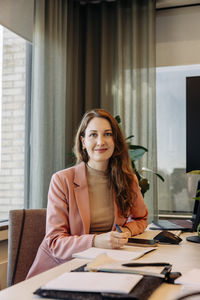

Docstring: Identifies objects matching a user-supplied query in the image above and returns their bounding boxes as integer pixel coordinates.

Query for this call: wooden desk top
[0,230,199,300]
[136,230,200,300]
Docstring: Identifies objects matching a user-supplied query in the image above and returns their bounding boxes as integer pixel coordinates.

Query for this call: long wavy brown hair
[74,108,138,217]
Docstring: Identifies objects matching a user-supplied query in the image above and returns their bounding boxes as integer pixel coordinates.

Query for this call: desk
[0,231,199,300]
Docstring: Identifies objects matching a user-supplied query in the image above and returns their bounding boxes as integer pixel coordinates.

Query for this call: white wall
[156,5,200,66]
[0,0,34,42]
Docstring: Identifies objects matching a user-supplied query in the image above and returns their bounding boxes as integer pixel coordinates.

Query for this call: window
[156,64,200,215]
[0,26,26,220]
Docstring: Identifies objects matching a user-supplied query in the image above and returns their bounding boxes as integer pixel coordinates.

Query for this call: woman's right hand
[93,231,129,249]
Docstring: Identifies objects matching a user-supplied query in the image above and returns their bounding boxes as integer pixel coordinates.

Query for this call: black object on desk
[122,262,171,267]
[154,231,182,244]
[186,235,200,243]
[34,262,181,300]
[127,237,158,247]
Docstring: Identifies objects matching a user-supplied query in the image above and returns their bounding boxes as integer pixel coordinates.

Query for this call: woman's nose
[97,135,105,145]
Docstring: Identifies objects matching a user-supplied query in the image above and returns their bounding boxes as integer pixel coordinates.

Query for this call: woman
[27,108,148,278]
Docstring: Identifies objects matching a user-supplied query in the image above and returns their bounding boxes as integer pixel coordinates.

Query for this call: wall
[156,5,200,66]
[0,0,34,42]
[0,25,26,290]
[0,27,25,220]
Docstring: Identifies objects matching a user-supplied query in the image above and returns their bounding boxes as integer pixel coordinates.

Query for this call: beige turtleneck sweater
[86,164,114,234]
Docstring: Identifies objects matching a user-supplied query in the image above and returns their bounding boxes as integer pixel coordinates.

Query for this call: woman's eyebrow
[88,129,112,132]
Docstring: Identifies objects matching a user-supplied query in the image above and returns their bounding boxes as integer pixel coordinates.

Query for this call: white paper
[72,246,156,261]
[177,285,200,300]
[41,272,143,294]
[175,268,200,286]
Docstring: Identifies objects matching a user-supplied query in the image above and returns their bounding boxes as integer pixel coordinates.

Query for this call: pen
[122,262,171,267]
[115,224,122,233]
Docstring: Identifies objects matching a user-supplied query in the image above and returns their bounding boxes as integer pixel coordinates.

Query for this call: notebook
[72,246,156,261]
[35,271,143,295]
[151,219,193,231]
[85,253,172,279]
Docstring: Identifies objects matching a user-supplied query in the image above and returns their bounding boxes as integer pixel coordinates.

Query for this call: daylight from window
[156,65,200,214]
[0,25,26,220]
[0,26,2,160]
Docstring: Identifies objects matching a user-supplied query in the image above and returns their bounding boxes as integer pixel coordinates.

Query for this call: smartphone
[127,237,158,247]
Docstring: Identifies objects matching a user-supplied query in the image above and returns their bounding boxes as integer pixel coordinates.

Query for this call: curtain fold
[28,0,157,221]
[110,0,157,221]
[29,0,68,207]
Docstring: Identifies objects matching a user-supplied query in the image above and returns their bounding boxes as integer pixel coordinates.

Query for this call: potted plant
[115,115,164,196]
[193,188,200,237]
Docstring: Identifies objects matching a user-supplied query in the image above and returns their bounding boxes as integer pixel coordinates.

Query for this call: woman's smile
[95,148,107,153]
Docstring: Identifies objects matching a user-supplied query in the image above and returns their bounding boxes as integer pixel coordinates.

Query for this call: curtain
[28,0,156,221]
[111,1,157,221]
[28,0,68,207]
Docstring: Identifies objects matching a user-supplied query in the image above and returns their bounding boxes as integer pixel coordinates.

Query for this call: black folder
[34,263,179,300]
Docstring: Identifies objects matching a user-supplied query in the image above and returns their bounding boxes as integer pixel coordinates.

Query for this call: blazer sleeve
[45,172,95,262]
[124,174,148,236]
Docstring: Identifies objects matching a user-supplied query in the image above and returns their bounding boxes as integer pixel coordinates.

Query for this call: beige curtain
[110,1,157,221]
[28,0,68,207]
[28,0,156,220]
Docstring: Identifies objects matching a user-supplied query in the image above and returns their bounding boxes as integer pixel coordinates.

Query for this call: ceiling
[156,0,200,9]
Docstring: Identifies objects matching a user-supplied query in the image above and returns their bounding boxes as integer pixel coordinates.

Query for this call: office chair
[7,208,46,286]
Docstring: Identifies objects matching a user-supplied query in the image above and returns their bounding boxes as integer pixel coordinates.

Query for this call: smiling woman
[26,108,148,279]
[80,117,115,171]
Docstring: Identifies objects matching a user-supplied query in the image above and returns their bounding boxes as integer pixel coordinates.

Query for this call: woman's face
[81,117,115,170]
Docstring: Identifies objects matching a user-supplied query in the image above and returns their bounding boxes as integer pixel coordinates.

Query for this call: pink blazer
[27,162,148,278]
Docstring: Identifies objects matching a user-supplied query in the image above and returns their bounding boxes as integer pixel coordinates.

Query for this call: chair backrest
[7,208,46,287]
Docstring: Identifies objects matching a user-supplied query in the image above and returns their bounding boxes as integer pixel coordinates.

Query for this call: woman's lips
[95,148,107,153]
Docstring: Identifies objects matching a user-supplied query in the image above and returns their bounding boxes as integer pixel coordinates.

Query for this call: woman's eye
[89,133,97,137]
[105,132,113,136]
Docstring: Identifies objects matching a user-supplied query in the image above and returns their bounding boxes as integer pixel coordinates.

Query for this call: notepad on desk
[35,272,143,295]
[85,253,170,278]
[95,262,169,278]
[72,245,156,261]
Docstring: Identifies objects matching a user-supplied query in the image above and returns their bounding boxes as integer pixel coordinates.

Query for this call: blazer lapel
[74,163,90,233]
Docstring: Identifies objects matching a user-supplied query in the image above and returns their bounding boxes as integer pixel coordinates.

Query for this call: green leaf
[67,152,75,157]
[115,115,121,124]
[114,114,165,194]
[129,145,148,152]
[125,135,134,141]
[193,189,200,201]
[188,170,200,175]
[141,167,165,182]
[129,148,146,161]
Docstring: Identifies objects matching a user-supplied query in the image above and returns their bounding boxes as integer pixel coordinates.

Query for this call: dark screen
[192,180,200,231]
[186,76,200,172]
